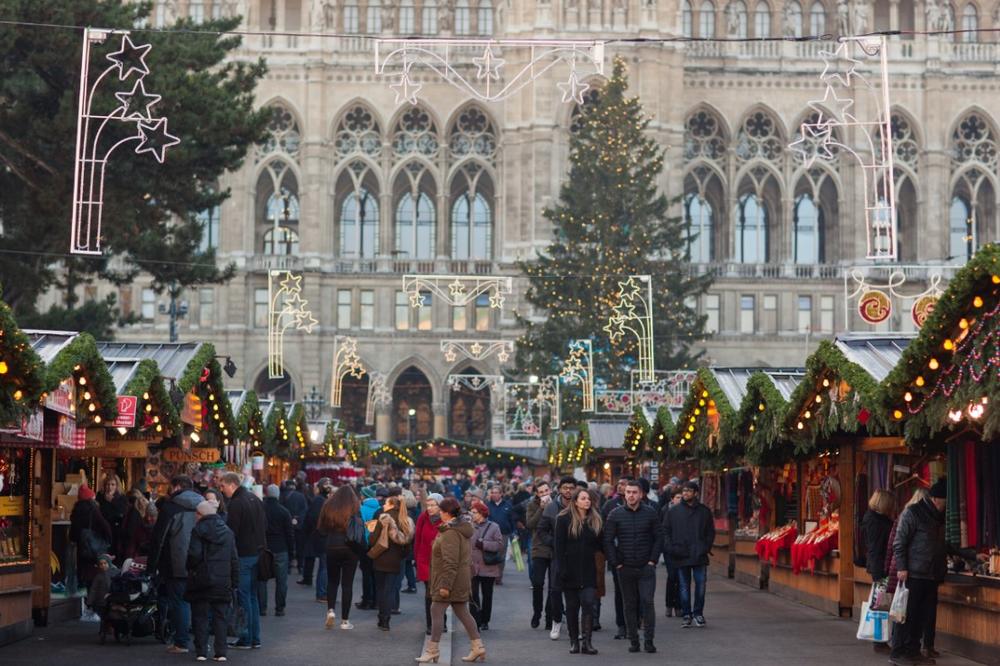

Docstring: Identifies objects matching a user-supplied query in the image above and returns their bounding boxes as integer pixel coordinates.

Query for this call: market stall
[880,245,1000,662]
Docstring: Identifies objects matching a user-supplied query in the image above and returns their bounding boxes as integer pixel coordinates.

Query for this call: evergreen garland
[650,405,674,457]
[738,373,798,467]
[176,343,234,447]
[670,368,737,462]
[623,407,651,459]
[45,332,118,426]
[236,391,264,451]
[0,297,46,425]
[263,402,289,457]
[121,359,181,436]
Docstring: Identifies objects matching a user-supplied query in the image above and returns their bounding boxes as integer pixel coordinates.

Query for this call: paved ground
[0,562,984,665]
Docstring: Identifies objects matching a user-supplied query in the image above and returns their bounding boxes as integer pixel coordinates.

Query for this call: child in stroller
[91,557,159,645]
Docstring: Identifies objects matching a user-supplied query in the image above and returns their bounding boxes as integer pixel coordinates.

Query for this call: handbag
[481,523,505,565]
[870,580,892,611]
[257,548,276,582]
[889,580,908,624]
[367,520,390,560]
[856,601,890,642]
[226,591,246,638]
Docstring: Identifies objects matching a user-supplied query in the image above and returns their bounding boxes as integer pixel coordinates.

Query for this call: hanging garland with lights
[0,298,46,426]
[177,344,235,448]
[44,332,117,427]
[372,443,416,467]
[623,407,651,459]
[882,244,1000,441]
[116,359,180,438]
[263,402,293,457]
[782,341,885,456]
[568,424,593,466]
[287,403,309,455]
[735,373,797,467]
[547,431,568,468]
[649,405,674,457]
[393,438,538,467]
[236,391,265,451]
[670,368,735,464]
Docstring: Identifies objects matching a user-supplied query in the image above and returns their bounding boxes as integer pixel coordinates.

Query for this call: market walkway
[0,564,984,665]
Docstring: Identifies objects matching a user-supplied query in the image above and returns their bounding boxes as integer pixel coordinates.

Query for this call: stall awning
[587,421,630,449]
[835,334,915,382]
[96,341,205,381]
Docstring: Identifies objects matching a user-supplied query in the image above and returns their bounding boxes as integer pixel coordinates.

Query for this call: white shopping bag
[889,581,908,624]
[856,601,890,643]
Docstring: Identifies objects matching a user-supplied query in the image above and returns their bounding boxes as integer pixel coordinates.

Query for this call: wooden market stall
[879,245,1000,662]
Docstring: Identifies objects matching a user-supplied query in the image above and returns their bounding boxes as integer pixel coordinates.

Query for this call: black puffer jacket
[893,498,946,582]
[661,500,715,568]
[185,514,239,602]
[603,502,661,569]
[226,487,267,557]
[861,509,893,579]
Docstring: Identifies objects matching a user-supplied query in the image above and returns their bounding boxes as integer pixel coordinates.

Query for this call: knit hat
[929,477,947,499]
[197,500,218,516]
[427,493,444,503]
[266,484,280,499]
[361,486,376,499]
[78,485,96,501]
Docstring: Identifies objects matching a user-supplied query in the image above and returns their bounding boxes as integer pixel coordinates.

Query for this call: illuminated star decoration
[788,119,837,168]
[817,42,864,90]
[389,61,422,106]
[469,342,484,356]
[135,118,180,163]
[449,279,466,298]
[557,70,590,105]
[114,79,161,120]
[489,292,505,309]
[280,272,303,293]
[106,34,152,81]
[444,347,458,363]
[497,349,510,363]
[472,45,505,81]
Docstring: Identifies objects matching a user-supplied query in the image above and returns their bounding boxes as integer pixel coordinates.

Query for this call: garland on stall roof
[735,373,795,466]
[649,405,674,456]
[882,244,1000,442]
[287,403,308,454]
[120,359,181,436]
[45,332,118,426]
[176,344,235,448]
[263,401,290,457]
[670,368,736,463]
[236,391,264,451]
[624,406,651,459]
[0,298,46,426]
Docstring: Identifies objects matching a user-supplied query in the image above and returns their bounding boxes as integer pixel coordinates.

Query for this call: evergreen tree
[0,0,269,326]
[516,57,711,424]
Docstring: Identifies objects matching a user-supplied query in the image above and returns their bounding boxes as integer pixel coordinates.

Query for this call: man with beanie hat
[186,499,239,662]
[259,484,295,617]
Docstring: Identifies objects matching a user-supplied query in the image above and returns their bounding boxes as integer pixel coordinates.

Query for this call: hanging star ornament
[472,46,505,82]
[469,342,484,356]
[789,120,837,168]
[135,118,180,163]
[497,349,510,363]
[489,292,505,309]
[295,309,319,333]
[817,42,864,90]
[557,70,590,105]
[409,291,425,308]
[106,34,152,81]
[444,348,458,363]
[448,279,466,298]
[389,63,422,106]
[279,272,303,294]
[114,79,161,121]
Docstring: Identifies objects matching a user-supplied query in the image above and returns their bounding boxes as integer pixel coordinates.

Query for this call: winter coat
[469,519,504,578]
[861,509,893,580]
[486,498,515,535]
[893,498,947,582]
[535,495,567,563]
[98,492,128,557]
[603,502,661,569]
[226,487,267,558]
[120,504,154,560]
[69,500,113,585]
[150,489,202,579]
[304,492,328,556]
[263,497,295,556]
[360,497,380,523]
[414,511,442,582]
[554,512,602,590]
[369,513,414,574]
[525,497,552,560]
[600,496,624,522]
[281,489,308,531]
[430,517,474,603]
[185,514,239,603]
[661,500,715,568]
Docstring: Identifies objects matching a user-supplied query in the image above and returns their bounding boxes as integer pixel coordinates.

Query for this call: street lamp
[528,374,539,384]
[408,407,416,443]
[304,385,324,420]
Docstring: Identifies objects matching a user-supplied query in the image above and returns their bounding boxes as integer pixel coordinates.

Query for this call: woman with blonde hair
[554,487,603,655]
[370,494,414,631]
[861,488,895,581]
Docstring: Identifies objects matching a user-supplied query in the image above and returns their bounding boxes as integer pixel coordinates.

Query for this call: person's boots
[569,625,580,654]
[628,637,641,653]
[531,586,543,628]
[414,641,440,663]
[581,616,598,655]
[461,638,486,662]
[644,637,657,654]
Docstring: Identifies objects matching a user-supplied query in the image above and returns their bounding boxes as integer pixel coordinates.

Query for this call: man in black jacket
[281,480,308,573]
[220,472,267,650]
[186,500,239,661]
[599,476,630,639]
[259,484,295,617]
[662,480,715,629]
[603,479,660,654]
[538,476,578,640]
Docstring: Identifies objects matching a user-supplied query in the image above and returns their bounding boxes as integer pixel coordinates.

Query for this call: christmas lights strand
[604,275,655,383]
[559,339,594,412]
[267,270,317,379]
[329,336,365,408]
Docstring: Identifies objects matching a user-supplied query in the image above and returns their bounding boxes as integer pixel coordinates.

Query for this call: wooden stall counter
[767,550,841,616]
[932,574,1000,664]
[0,566,38,646]
[710,527,732,579]
[733,535,768,589]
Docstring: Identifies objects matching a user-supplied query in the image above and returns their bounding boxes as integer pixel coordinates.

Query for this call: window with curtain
[754,1,771,36]
[684,193,714,263]
[478,0,493,33]
[949,195,975,260]
[395,192,436,259]
[451,193,492,259]
[341,188,379,258]
[699,0,716,36]
[794,193,822,264]
[961,4,978,42]
[737,193,768,263]
[809,1,825,35]
[682,0,694,35]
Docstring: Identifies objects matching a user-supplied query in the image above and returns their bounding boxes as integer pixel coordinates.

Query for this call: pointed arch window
[451,193,492,260]
[809,1,825,35]
[685,193,714,263]
[341,188,379,258]
[682,0,694,35]
[335,104,382,161]
[394,161,437,260]
[729,1,749,37]
[263,227,300,255]
[422,2,438,33]
[786,1,803,36]
[256,160,300,255]
[449,106,498,163]
[737,193,768,263]
[961,4,978,42]
[754,1,771,36]
[794,194,823,264]
[393,106,440,159]
[949,195,975,260]
[699,0,716,36]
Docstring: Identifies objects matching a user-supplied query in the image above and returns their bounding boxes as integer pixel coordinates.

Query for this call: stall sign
[0,496,25,517]
[85,427,106,450]
[114,396,138,429]
[423,444,459,458]
[46,377,77,416]
[57,415,85,450]
[86,440,149,459]
[181,392,203,428]
[163,447,220,464]
[0,409,45,442]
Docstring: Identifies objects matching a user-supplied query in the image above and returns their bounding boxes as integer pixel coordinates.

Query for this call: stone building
[69,0,1000,443]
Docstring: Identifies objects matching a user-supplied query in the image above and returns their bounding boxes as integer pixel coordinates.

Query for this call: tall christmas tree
[516,57,711,424]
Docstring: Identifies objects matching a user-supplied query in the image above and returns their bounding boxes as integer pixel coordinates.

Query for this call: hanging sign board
[85,427,106,450]
[0,409,45,442]
[46,377,77,416]
[0,496,26,517]
[181,391,203,428]
[85,440,149,459]
[163,447,220,464]
[423,444,459,458]
[114,396,138,429]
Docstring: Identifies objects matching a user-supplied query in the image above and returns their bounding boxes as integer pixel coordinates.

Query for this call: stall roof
[227,389,248,415]
[835,334,915,383]
[95,341,205,381]
[25,330,78,363]
[103,358,142,396]
[587,420,630,449]
[709,367,805,410]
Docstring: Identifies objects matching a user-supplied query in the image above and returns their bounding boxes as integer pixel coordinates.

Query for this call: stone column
[433,401,448,438]
[375,407,392,443]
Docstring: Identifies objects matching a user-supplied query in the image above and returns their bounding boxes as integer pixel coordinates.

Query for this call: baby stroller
[97,562,159,645]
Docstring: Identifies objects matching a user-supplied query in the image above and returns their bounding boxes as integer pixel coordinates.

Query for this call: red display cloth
[790,515,839,574]
[755,524,798,564]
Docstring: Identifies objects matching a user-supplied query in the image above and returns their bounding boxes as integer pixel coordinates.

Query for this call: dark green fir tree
[516,56,712,425]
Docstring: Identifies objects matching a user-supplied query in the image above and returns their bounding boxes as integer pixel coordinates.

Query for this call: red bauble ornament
[857,408,871,425]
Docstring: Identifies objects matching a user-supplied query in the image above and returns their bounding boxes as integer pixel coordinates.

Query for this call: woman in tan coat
[416,497,486,663]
